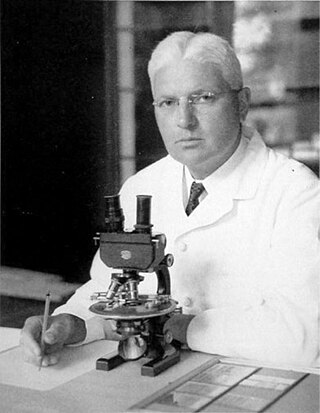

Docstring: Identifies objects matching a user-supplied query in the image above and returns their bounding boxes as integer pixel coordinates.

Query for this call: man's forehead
[153,59,226,96]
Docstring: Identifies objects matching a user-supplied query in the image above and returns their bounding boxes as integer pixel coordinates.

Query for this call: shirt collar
[183,132,249,203]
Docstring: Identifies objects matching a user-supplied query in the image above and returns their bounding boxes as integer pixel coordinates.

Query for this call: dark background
[1,1,235,284]
[1,0,119,283]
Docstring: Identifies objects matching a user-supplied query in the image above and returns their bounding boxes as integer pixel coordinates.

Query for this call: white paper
[0,339,118,391]
[0,327,20,352]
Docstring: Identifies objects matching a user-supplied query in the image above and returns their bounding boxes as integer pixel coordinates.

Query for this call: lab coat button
[182,297,192,307]
[178,242,187,252]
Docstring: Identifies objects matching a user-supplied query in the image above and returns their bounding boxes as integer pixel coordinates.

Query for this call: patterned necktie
[185,181,205,216]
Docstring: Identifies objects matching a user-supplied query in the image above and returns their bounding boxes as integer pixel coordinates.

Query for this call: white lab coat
[54,129,320,366]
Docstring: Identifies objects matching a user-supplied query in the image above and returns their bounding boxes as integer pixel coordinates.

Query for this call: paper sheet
[0,340,118,391]
[0,327,20,352]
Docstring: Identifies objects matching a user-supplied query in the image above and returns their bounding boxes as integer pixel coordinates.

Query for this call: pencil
[39,292,51,371]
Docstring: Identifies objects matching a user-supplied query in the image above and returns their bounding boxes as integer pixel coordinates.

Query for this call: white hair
[148,31,243,94]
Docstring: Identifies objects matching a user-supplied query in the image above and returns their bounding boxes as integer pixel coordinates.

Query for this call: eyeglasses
[152,89,242,111]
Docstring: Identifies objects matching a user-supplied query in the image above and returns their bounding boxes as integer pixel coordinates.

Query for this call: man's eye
[193,93,215,104]
[159,99,176,108]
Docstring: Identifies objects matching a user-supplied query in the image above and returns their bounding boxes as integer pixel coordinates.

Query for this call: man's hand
[163,314,195,344]
[20,313,86,367]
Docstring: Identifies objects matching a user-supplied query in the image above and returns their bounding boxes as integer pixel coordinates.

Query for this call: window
[233,1,319,174]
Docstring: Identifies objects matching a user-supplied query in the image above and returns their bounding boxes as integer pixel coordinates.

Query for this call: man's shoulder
[247,130,317,183]
[244,131,319,199]
[257,146,319,208]
[267,146,318,186]
[121,155,179,195]
[127,155,177,183]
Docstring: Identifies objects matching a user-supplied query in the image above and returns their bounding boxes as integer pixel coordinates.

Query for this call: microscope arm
[154,254,174,295]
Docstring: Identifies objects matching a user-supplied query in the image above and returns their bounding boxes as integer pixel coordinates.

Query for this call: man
[20,31,319,368]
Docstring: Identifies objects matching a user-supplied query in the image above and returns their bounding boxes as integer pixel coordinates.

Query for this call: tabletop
[0,328,319,413]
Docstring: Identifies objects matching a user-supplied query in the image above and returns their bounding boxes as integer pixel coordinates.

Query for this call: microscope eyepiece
[135,195,153,233]
[104,194,124,232]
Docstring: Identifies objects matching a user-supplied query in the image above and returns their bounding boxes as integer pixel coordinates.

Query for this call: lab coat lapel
[169,130,268,236]
[183,188,234,232]
[163,158,186,218]
[161,158,234,234]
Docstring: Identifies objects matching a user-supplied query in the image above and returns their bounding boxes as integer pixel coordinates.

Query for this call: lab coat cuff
[186,312,227,355]
[164,314,195,344]
[67,316,106,347]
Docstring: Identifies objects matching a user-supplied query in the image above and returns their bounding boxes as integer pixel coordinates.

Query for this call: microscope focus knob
[163,329,173,344]
[163,254,174,267]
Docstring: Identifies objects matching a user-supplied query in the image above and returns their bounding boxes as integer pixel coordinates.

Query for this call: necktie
[185,181,205,216]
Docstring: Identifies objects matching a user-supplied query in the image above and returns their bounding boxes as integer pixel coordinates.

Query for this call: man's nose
[177,101,197,129]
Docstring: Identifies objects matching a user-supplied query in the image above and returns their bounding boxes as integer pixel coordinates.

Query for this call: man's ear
[238,87,251,122]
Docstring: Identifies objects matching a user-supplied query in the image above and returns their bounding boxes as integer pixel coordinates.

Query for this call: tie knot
[185,181,205,216]
[190,181,205,197]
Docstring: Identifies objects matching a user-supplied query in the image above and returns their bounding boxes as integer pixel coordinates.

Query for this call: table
[0,328,319,413]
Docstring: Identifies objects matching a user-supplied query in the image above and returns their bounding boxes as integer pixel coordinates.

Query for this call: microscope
[89,194,181,376]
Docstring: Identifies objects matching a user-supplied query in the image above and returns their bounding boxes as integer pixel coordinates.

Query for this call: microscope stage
[89,295,177,320]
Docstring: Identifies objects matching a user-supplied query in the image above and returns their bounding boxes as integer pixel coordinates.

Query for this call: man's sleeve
[187,166,320,367]
[52,251,117,345]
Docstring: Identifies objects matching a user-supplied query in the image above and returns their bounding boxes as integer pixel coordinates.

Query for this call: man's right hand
[20,313,86,367]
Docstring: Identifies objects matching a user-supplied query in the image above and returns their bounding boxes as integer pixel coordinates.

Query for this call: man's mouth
[175,137,203,143]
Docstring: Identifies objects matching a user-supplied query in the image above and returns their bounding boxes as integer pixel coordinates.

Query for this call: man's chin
[172,153,208,170]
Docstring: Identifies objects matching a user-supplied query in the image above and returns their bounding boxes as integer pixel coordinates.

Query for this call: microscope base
[96,350,180,376]
[96,354,125,371]
[141,350,180,377]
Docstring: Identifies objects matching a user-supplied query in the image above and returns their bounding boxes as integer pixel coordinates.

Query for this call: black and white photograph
[1,1,319,412]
